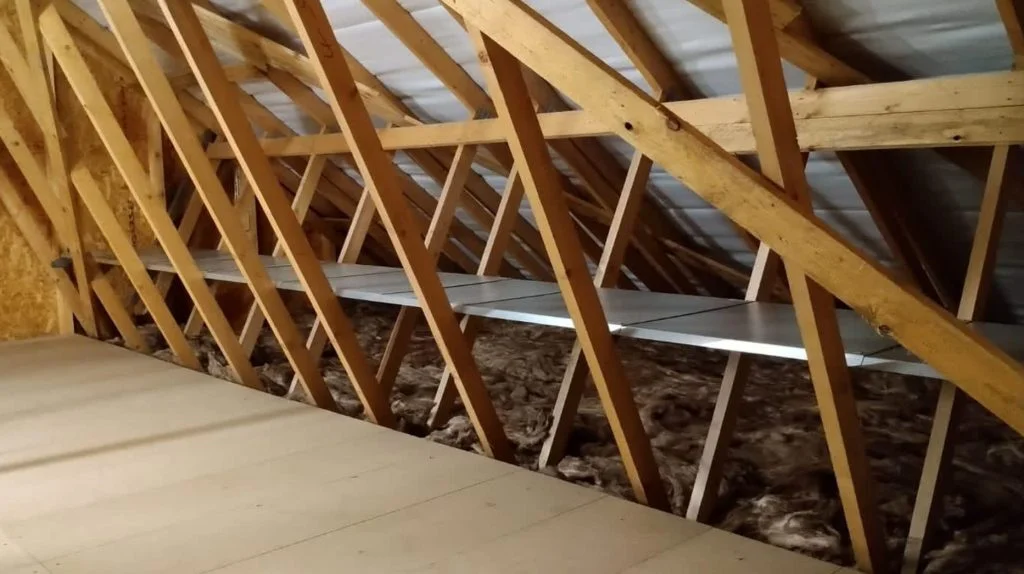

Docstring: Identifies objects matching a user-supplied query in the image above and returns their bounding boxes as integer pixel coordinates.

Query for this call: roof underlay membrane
[76,0,1024,323]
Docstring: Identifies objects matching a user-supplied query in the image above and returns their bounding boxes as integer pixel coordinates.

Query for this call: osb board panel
[0,6,156,340]
[0,4,58,341]
[0,179,60,339]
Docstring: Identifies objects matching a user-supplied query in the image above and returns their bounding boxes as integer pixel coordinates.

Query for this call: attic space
[0,0,1022,573]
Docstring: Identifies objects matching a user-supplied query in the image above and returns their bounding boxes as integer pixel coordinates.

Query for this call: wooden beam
[900,145,1016,574]
[997,0,1024,68]
[583,1,761,286]
[168,62,261,88]
[90,274,150,353]
[374,144,478,394]
[207,69,1024,159]
[286,175,387,398]
[171,1,418,125]
[903,5,1024,562]
[339,6,547,277]
[537,150,656,466]
[148,0,394,424]
[469,24,668,508]
[403,148,542,277]
[42,11,265,388]
[684,0,869,86]
[427,169,531,428]
[722,2,886,569]
[441,0,1024,451]
[146,105,166,207]
[586,0,692,99]
[236,150,328,354]
[282,0,512,461]
[363,0,492,113]
[837,151,956,307]
[71,166,202,369]
[48,4,339,408]
[207,74,489,275]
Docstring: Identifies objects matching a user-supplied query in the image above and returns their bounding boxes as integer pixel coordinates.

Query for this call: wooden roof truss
[1,1,1022,572]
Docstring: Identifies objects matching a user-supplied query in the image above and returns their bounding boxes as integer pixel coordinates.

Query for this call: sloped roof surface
[77,0,1024,321]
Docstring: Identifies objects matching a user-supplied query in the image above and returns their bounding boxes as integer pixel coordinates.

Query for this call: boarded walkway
[0,336,852,573]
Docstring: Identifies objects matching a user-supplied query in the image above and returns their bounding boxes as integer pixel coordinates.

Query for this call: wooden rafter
[428,168,530,428]
[537,0,778,466]
[281,0,513,461]
[685,0,869,86]
[0,20,96,336]
[901,145,1016,574]
[145,0,395,424]
[362,0,492,113]
[537,150,658,467]
[127,0,417,125]
[70,166,202,370]
[901,4,1024,567]
[41,9,267,390]
[685,0,988,299]
[837,151,955,306]
[90,274,150,353]
[721,1,885,569]
[287,145,396,399]
[53,0,351,416]
[439,0,1024,451]
[468,23,668,507]
[236,145,330,355]
[175,0,533,238]
[373,144,478,395]
[384,0,700,294]
[259,0,554,393]
[343,3,548,273]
